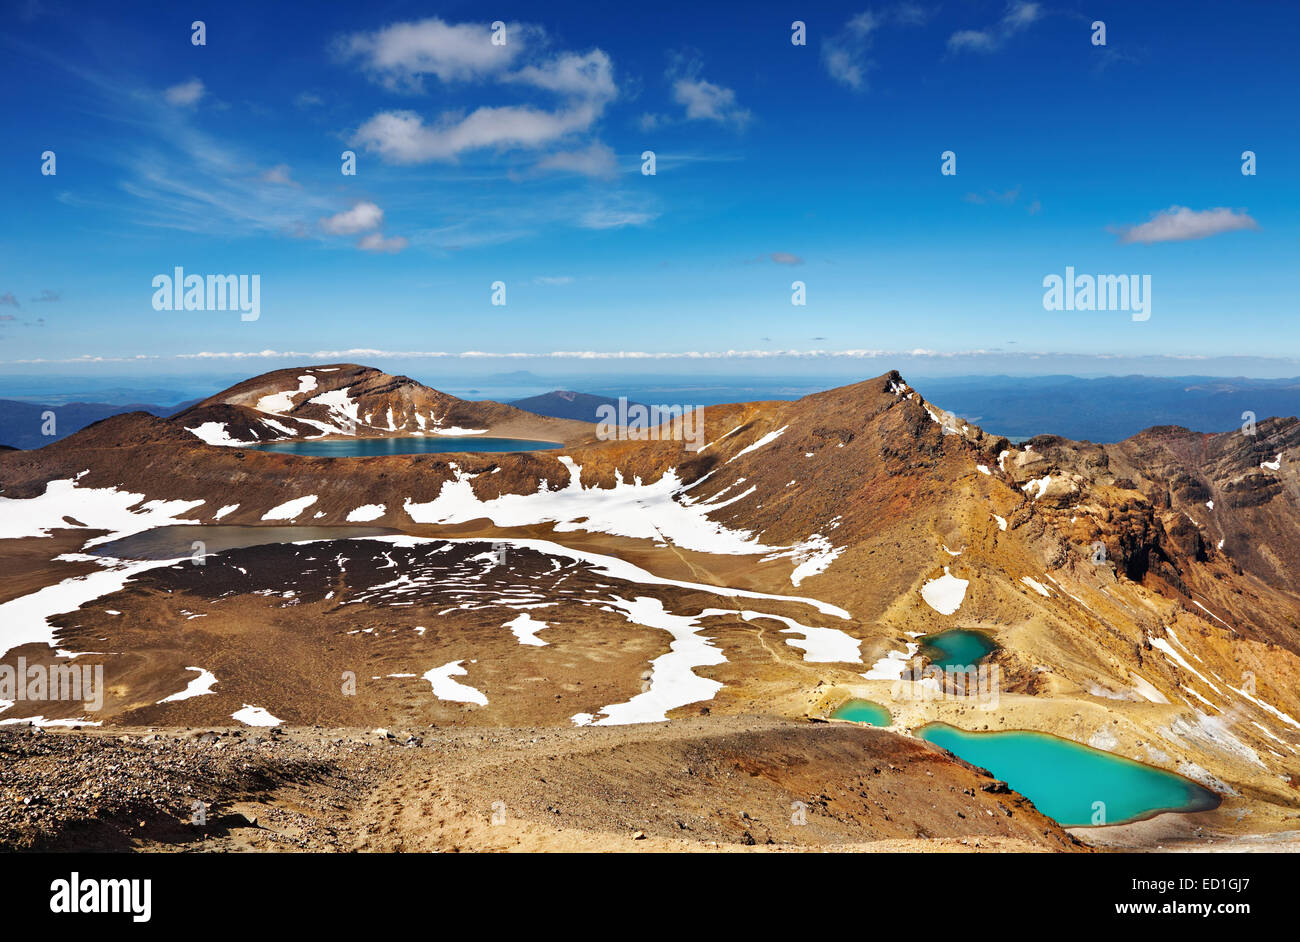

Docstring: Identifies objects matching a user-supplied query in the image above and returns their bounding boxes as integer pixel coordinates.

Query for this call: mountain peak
[174,364,591,447]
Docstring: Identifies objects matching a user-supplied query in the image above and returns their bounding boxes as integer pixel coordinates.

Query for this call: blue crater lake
[919,629,998,669]
[249,437,561,457]
[918,723,1220,826]
[829,699,892,726]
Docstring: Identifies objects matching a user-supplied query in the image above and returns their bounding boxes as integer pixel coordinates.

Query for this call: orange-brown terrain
[0,365,1297,852]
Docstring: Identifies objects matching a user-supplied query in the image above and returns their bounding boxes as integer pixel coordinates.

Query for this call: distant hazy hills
[5,374,1300,449]
[0,399,195,449]
[507,377,1300,443]
[915,375,1300,442]
[506,390,649,423]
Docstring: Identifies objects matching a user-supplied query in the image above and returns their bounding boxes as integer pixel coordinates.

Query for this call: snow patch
[261,495,319,521]
[504,613,549,647]
[346,503,386,522]
[0,479,205,545]
[186,422,255,447]
[254,373,318,415]
[920,566,968,615]
[579,597,725,725]
[159,667,218,703]
[1021,576,1051,597]
[737,611,861,663]
[423,660,488,705]
[232,704,281,726]
[726,426,788,463]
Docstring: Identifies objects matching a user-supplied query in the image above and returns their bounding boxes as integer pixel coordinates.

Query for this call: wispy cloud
[0,293,20,309]
[163,77,205,106]
[358,232,409,253]
[964,186,1022,205]
[260,164,299,187]
[579,207,657,230]
[948,2,1042,53]
[823,4,930,91]
[533,141,618,179]
[769,252,804,265]
[1115,206,1259,244]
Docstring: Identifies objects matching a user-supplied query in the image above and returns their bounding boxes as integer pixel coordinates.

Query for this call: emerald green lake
[249,437,560,457]
[919,629,997,669]
[829,699,892,726]
[918,723,1220,826]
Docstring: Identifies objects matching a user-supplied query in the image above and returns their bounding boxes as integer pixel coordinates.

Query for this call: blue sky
[1,0,1297,380]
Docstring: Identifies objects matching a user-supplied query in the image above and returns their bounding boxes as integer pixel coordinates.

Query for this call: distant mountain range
[5,374,1300,450]
[904,375,1300,443]
[505,376,1300,443]
[506,390,655,424]
[0,398,196,450]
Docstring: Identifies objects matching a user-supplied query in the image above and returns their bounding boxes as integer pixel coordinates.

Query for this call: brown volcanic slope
[1,366,1299,851]
[172,363,593,445]
[0,720,1084,852]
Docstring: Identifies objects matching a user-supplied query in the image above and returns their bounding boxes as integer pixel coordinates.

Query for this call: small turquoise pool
[829,699,892,726]
[249,436,560,457]
[919,629,997,669]
[918,723,1220,826]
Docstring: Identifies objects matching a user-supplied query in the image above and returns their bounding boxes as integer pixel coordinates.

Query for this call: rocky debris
[0,726,360,851]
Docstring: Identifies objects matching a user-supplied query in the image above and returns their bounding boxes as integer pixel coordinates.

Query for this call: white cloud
[505,50,616,100]
[341,18,616,165]
[358,232,410,253]
[1116,206,1259,244]
[535,141,617,178]
[948,2,1042,53]
[320,201,384,235]
[353,102,605,164]
[152,348,1263,364]
[20,349,1296,368]
[671,76,750,127]
[164,78,205,107]
[333,17,532,90]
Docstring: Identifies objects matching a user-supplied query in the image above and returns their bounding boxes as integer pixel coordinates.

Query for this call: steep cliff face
[992,418,1300,649]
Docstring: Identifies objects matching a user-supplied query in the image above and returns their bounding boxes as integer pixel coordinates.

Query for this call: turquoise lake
[918,723,1220,826]
[919,629,998,669]
[829,699,892,726]
[249,437,560,457]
